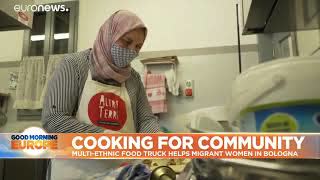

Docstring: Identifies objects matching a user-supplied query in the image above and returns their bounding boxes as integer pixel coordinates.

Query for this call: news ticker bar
[1,133,319,159]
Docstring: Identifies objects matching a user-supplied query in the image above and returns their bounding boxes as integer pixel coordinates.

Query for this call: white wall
[131,51,259,131]
[0,31,24,62]
[296,30,320,56]
[78,0,257,51]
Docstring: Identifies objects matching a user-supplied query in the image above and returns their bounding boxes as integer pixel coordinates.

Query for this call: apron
[50,70,135,180]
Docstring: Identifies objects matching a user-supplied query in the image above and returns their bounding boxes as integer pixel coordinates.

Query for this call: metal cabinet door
[0,160,4,180]
[4,159,48,180]
[257,32,298,63]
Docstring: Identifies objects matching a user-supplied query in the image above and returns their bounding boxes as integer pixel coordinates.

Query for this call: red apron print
[87,92,127,131]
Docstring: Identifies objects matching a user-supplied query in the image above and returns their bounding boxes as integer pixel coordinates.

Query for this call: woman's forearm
[42,112,104,133]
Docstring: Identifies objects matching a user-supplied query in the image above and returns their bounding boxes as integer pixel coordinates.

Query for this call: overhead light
[54,33,69,40]
[30,33,69,41]
[31,35,45,41]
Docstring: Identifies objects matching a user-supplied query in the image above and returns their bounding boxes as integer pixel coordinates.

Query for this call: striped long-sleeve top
[41,49,160,133]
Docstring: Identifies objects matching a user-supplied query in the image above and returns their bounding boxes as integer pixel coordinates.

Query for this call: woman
[42,10,160,180]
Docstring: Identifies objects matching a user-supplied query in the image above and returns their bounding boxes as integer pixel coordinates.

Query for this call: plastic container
[183,106,235,133]
[229,56,320,132]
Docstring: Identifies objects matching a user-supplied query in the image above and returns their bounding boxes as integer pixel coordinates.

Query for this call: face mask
[111,44,138,68]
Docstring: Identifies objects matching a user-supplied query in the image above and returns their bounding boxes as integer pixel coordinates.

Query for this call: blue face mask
[111,44,138,68]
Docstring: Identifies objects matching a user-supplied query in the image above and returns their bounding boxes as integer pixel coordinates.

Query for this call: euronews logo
[14,4,68,12]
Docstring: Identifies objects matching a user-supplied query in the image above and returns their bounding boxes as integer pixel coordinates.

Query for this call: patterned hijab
[90,10,147,83]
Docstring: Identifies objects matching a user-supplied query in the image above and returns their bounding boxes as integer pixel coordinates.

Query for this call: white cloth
[165,65,179,96]
[40,54,64,104]
[14,56,45,109]
[51,70,135,180]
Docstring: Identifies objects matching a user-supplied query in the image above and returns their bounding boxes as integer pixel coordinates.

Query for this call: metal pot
[150,166,176,180]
